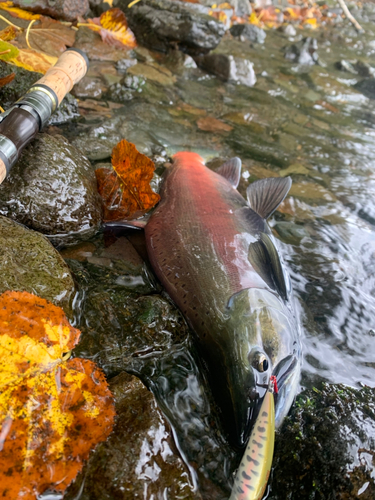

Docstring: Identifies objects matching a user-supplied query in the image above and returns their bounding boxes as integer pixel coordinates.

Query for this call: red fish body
[145,152,301,447]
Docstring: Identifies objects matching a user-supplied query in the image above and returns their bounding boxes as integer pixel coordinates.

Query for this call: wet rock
[71,75,109,99]
[74,26,129,62]
[117,0,225,55]
[0,215,75,312]
[0,134,102,243]
[269,384,375,500]
[273,221,309,245]
[127,62,177,85]
[354,60,375,77]
[0,61,41,110]
[282,24,297,37]
[196,53,256,86]
[289,181,336,203]
[65,371,201,500]
[354,78,375,99]
[116,57,138,74]
[229,0,251,18]
[284,37,319,65]
[335,59,358,74]
[12,0,89,21]
[48,93,79,125]
[230,23,266,44]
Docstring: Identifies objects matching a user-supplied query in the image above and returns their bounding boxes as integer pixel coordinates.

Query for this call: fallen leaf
[0,39,19,61]
[197,116,233,133]
[11,46,57,73]
[15,16,76,57]
[0,25,18,42]
[83,7,136,49]
[0,1,41,20]
[0,71,15,87]
[0,290,115,500]
[96,139,160,221]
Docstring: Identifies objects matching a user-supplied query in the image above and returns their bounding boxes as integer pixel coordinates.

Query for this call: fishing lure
[229,377,277,500]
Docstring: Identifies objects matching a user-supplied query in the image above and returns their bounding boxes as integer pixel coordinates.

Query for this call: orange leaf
[0,291,115,500]
[0,25,18,42]
[0,71,15,87]
[85,7,136,49]
[96,139,160,221]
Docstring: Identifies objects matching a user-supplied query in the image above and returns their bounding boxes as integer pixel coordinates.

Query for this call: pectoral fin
[248,233,288,300]
[259,233,288,300]
[247,177,292,219]
[217,157,242,188]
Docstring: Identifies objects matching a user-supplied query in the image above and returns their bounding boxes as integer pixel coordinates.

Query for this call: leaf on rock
[96,139,160,221]
[0,1,41,20]
[15,17,76,58]
[0,26,18,42]
[0,71,15,87]
[84,7,136,49]
[0,290,115,500]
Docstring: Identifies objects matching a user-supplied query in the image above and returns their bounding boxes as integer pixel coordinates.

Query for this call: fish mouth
[229,367,266,449]
[272,354,301,427]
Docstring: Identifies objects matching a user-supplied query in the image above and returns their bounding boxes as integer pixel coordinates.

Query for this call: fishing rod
[0,47,89,185]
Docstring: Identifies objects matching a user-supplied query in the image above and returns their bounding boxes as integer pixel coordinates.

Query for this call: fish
[116,151,301,448]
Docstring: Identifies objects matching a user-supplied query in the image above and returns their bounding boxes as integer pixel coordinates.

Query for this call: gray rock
[229,0,251,17]
[284,37,319,65]
[48,93,79,125]
[116,57,138,74]
[0,134,102,243]
[65,372,202,500]
[354,60,375,77]
[354,77,375,99]
[0,215,75,312]
[230,23,266,44]
[71,76,108,100]
[335,59,358,74]
[196,53,256,86]
[283,24,297,37]
[12,0,89,21]
[117,0,225,55]
[0,61,41,110]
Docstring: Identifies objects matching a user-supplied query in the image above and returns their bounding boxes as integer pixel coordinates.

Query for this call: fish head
[226,288,301,447]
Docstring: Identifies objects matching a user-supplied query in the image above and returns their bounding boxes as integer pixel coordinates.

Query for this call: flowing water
[61,16,375,499]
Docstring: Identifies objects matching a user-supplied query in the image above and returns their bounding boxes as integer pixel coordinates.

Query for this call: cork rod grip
[0,159,5,184]
[34,49,88,105]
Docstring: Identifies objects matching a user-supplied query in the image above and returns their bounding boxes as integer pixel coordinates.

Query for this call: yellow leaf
[0,1,41,21]
[303,18,318,27]
[0,25,18,42]
[84,8,136,49]
[0,290,115,500]
[10,47,57,73]
[0,39,19,61]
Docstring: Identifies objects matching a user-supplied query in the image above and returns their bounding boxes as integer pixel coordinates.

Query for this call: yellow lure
[229,390,275,500]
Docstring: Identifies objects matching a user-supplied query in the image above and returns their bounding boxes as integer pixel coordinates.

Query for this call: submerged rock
[284,37,319,65]
[48,93,79,125]
[230,23,266,44]
[270,384,375,500]
[65,371,202,499]
[0,134,102,244]
[0,216,75,312]
[118,0,225,55]
[12,0,89,21]
[354,78,375,100]
[196,53,256,86]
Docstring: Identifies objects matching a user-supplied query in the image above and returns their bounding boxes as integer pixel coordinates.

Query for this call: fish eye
[250,352,269,373]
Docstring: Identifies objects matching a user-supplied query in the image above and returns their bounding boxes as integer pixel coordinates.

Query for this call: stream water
[60,16,375,499]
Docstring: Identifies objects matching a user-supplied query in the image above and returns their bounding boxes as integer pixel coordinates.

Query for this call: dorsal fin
[247,177,292,219]
[259,233,287,300]
[217,157,242,188]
